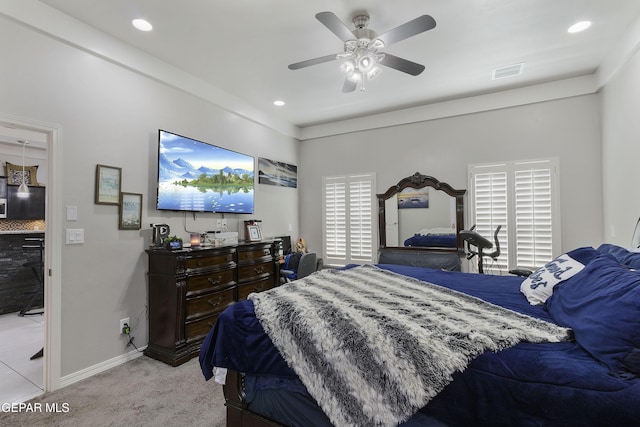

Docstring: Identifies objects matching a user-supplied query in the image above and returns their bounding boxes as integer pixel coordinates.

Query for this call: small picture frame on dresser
[247,225,262,241]
[164,236,183,251]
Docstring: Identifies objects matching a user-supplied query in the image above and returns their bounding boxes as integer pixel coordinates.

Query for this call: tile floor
[0,311,44,404]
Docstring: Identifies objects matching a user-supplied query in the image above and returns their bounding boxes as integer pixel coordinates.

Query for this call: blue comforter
[200,264,640,426]
[403,234,457,248]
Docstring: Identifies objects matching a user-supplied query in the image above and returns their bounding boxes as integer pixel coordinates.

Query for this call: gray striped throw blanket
[249,265,571,427]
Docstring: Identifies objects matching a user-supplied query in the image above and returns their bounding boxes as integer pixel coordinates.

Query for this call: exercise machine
[459,225,501,274]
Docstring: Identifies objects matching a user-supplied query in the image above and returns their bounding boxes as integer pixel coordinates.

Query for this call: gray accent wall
[299,95,603,257]
[0,16,298,378]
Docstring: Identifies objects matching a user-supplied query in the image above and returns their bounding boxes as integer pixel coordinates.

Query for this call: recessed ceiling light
[273,100,285,106]
[568,21,591,34]
[132,19,153,32]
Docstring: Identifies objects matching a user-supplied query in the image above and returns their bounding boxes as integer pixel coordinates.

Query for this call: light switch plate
[66,206,78,221]
[65,228,84,244]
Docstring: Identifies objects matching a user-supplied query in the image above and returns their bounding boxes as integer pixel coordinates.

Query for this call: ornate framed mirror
[377,172,466,253]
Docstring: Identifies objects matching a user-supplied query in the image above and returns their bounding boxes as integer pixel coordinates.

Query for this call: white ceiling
[15,1,640,132]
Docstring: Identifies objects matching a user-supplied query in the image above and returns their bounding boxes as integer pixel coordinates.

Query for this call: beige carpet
[0,356,226,427]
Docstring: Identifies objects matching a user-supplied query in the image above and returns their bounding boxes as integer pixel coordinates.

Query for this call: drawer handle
[253,285,265,292]
[208,277,221,285]
[197,261,205,267]
[207,321,215,327]
[208,297,223,307]
[254,267,264,274]
[263,250,270,255]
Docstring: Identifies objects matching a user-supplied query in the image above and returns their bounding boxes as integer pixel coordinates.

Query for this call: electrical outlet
[221,219,227,227]
[119,318,130,334]
[216,219,222,228]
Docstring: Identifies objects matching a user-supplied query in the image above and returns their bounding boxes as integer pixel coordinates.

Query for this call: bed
[403,227,457,248]
[199,244,640,427]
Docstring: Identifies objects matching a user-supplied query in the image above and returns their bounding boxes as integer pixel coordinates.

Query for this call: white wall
[601,43,640,245]
[299,95,604,258]
[0,16,298,377]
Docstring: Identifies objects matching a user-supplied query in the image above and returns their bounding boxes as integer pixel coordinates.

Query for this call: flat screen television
[156,129,255,214]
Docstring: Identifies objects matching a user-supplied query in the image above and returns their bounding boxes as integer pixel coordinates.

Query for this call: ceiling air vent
[492,63,524,80]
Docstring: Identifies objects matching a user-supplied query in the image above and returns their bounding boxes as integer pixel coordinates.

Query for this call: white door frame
[0,112,62,392]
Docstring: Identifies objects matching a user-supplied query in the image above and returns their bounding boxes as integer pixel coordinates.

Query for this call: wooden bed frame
[221,172,467,427]
[223,370,282,427]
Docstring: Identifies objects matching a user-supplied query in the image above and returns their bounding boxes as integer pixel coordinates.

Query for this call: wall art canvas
[397,187,429,209]
[258,158,297,188]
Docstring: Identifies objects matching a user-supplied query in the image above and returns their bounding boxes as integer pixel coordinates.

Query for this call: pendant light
[16,140,30,198]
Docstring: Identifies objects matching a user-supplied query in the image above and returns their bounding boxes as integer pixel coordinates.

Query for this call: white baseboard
[58,346,147,389]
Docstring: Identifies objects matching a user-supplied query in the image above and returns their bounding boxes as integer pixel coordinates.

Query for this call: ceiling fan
[288,11,436,93]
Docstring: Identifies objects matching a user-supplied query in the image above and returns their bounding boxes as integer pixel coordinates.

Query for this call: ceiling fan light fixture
[358,54,375,72]
[367,65,382,80]
[348,70,362,83]
[341,59,355,72]
[289,11,436,92]
[369,39,385,50]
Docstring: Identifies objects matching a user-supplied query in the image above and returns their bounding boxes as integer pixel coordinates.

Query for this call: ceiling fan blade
[342,78,357,93]
[288,54,338,70]
[375,15,436,46]
[378,53,425,76]
[316,11,355,42]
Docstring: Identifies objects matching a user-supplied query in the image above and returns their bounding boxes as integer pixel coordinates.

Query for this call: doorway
[0,114,62,401]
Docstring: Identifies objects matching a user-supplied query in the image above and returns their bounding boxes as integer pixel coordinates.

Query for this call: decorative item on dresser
[145,240,280,366]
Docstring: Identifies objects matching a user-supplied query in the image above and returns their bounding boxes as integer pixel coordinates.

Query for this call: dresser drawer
[185,251,235,272]
[185,312,220,343]
[238,261,274,282]
[185,287,236,320]
[237,277,276,301]
[186,269,236,295]
[238,246,272,263]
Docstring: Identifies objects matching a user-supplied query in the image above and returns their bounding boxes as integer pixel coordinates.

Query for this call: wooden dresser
[145,240,279,366]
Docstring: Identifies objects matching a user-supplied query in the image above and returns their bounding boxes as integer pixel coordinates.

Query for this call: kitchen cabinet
[7,184,45,220]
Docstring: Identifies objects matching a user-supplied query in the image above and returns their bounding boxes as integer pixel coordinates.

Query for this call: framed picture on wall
[119,192,142,230]
[258,157,298,188]
[397,187,429,209]
[95,164,122,205]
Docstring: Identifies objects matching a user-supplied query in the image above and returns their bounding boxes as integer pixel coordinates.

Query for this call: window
[468,159,559,273]
[322,173,376,266]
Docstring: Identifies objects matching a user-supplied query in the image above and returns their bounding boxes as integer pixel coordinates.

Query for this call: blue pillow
[546,254,640,376]
[520,247,598,305]
[596,243,640,269]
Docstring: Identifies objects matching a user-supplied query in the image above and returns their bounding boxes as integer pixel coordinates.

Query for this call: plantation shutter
[514,167,553,268]
[323,173,376,266]
[349,177,374,262]
[469,159,559,273]
[323,177,347,262]
[473,170,509,270]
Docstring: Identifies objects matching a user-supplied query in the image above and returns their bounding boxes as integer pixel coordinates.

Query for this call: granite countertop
[0,230,45,235]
